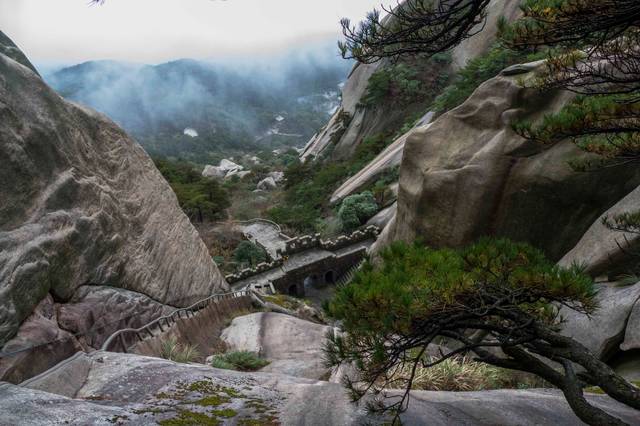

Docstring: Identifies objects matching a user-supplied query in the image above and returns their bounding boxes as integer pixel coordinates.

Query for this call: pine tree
[325,239,640,425]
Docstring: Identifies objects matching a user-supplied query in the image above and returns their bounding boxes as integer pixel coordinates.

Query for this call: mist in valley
[42,40,353,163]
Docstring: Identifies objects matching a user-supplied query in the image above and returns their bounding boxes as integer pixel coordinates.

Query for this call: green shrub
[360,59,450,108]
[210,351,269,372]
[432,44,547,113]
[233,241,267,267]
[338,191,379,232]
[268,135,391,234]
[160,337,200,364]
[154,158,230,223]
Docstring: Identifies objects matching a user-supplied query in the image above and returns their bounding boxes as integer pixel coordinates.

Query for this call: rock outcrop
[367,202,398,229]
[3,351,639,426]
[375,62,640,260]
[301,0,522,164]
[0,31,38,75]
[202,158,244,180]
[560,185,640,277]
[561,282,640,361]
[0,33,227,381]
[257,176,278,191]
[330,112,434,205]
[221,312,337,380]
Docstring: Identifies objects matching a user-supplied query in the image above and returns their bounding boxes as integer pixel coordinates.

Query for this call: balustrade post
[119,334,127,353]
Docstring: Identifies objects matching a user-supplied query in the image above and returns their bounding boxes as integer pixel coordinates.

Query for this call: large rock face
[560,185,640,277]
[330,112,434,205]
[3,351,639,426]
[561,283,640,361]
[375,63,640,260]
[221,312,337,380]
[0,31,38,75]
[0,34,227,378]
[300,0,522,164]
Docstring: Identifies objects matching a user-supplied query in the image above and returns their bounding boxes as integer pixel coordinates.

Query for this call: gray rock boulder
[0,35,227,378]
[268,171,285,183]
[55,286,173,349]
[225,169,251,180]
[623,299,640,352]
[375,62,640,260]
[202,164,226,179]
[560,184,640,277]
[0,30,38,75]
[561,282,640,359]
[367,202,398,229]
[5,351,639,426]
[0,295,82,385]
[221,312,336,380]
[257,176,278,191]
[202,159,244,179]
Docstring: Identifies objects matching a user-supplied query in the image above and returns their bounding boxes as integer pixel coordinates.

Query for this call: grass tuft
[210,351,270,372]
[160,337,201,364]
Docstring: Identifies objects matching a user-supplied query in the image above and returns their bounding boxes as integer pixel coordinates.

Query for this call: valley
[2,0,640,425]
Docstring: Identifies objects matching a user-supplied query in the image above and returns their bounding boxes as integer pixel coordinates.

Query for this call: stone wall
[276,226,381,258]
[272,247,368,297]
[131,295,253,360]
[320,226,380,251]
[225,259,284,284]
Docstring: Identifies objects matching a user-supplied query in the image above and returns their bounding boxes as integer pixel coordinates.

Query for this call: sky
[0,0,377,65]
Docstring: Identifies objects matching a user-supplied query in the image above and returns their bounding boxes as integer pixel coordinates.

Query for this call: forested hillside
[44,45,352,164]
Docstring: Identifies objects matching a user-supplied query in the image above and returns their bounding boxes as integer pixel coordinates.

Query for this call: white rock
[202,165,226,179]
[257,177,278,191]
[268,171,285,183]
[183,127,198,138]
[221,312,336,379]
[10,351,640,426]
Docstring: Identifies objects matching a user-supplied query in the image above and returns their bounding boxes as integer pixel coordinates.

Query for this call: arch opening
[288,284,298,297]
[325,270,335,284]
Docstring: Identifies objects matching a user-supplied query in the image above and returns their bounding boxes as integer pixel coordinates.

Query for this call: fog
[43,39,352,160]
[0,0,376,64]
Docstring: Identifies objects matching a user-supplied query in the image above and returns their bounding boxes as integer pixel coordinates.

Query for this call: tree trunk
[536,325,640,410]
[559,360,629,426]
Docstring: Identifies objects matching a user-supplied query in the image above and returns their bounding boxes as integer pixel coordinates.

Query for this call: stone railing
[226,225,381,285]
[275,225,381,257]
[101,290,251,353]
[277,233,323,257]
[320,225,380,251]
[224,259,284,284]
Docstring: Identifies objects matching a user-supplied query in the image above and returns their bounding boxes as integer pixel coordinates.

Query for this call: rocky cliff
[301,0,522,165]
[0,32,227,382]
[374,62,640,261]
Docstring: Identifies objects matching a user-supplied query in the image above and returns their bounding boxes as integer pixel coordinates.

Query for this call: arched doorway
[303,274,319,292]
[324,270,336,284]
[288,284,298,297]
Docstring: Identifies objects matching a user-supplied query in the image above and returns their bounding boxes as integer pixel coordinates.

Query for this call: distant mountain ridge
[44,48,352,162]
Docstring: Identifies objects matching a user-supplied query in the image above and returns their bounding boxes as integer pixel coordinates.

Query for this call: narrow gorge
[1,0,640,425]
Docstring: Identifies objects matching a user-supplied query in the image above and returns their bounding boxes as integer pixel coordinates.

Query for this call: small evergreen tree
[338,191,379,232]
[325,239,640,425]
[233,241,267,267]
[155,158,230,223]
[339,0,492,64]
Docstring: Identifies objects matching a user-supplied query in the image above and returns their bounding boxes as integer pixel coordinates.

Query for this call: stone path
[240,221,288,259]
